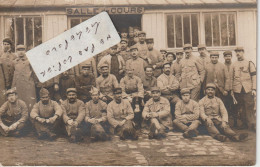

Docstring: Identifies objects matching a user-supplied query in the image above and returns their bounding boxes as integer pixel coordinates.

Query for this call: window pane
[167,15,175,48]
[228,14,236,45]
[70,19,80,28]
[25,18,33,50]
[212,14,220,46]
[183,14,191,44]
[220,14,228,46]
[191,14,199,47]
[204,14,212,46]
[175,15,182,47]
[34,17,42,47]
[16,18,24,45]
[4,18,15,48]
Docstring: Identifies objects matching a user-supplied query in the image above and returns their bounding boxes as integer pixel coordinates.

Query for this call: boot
[148,123,156,139]
[214,134,227,142]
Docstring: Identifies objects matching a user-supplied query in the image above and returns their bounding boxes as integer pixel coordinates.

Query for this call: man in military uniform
[120,67,144,128]
[177,44,205,102]
[107,87,138,140]
[142,87,173,139]
[75,63,96,103]
[133,27,140,43]
[126,45,147,80]
[164,52,176,66]
[203,51,230,100]
[96,63,119,104]
[136,31,150,63]
[199,83,248,142]
[76,57,98,78]
[61,88,85,142]
[85,87,110,141]
[142,66,157,103]
[57,70,76,102]
[231,47,256,131]
[157,63,180,117]
[160,49,167,60]
[30,88,63,140]
[173,88,200,138]
[128,27,136,47]
[171,49,183,81]
[120,28,128,39]
[119,38,131,62]
[0,88,28,137]
[98,45,125,82]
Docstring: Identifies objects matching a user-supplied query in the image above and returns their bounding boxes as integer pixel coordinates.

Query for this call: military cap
[210,51,219,56]
[81,63,91,69]
[145,38,154,44]
[138,31,146,36]
[3,38,13,45]
[129,45,138,51]
[120,38,128,43]
[160,49,167,53]
[121,28,128,33]
[133,26,140,30]
[89,87,99,95]
[206,83,216,90]
[234,47,244,52]
[66,88,77,94]
[197,44,206,49]
[176,49,184,54]
[100,62,109,69]
[16,45,26,50]
[166,51,176,58]
[113,87,122,94]
[183,44,192,49]
[110,45,118,49]
[162,62,171,68]
[129,26,134,31]
[5,87,17,96]
[40,88,49,97]
[151,87,160,92]
[223,51,232,56]
[180,88,190,95]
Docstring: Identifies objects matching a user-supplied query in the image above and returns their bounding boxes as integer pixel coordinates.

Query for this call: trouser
[65,123,84,137]
[234,89,256,129]
[190,84,201,102]
[150,118,166,131]
[131,97,144,128]
[32,118,62,136]
[222,91,236,126]
[172,119,200,132]
[0,121,27,137]
[162,94,180,120]
[203,119,236,138]
[115,120,136,139]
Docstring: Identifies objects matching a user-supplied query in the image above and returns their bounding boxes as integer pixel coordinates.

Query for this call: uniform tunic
[157,73,179,96]
[58,74,76,100]
[0,51,16,89]
[120,75,144,98]
[170,60,182,81]
[147,49,164,77]
[126,58,147,80]
[142,76,157,92]
[175,100,200,124]
[96,74,119,99]
[85,100,107,122]
[136,42,148,60]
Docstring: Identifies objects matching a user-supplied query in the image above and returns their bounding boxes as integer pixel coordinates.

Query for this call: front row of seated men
[0,83,248,143]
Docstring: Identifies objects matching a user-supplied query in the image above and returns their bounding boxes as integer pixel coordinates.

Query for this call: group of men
[0,27,256,143]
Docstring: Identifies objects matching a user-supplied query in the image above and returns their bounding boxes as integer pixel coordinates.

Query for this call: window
[166,13,199,48]
[68,17,91,29]
[204,12,236,47]
[4,16,42,50]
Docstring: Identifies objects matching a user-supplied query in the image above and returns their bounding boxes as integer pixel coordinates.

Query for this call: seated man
[120,67,144,128]
[0,88,28,137]
[85,87,110,141]
[199,83,248,142]
[30,88,63,140]
[142,87,173,139]
[173,88,200,138]
[107,87,138,140]
[61,88,85,143]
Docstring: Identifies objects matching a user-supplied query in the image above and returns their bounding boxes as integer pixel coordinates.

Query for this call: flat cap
[166,51,176,59]
[197,44,206,49]
[110,45,118,49]
[16,45,26,50]
[151,87,160,92]
[66,88,77,94]
[206,83,216,89]
[40,88,49,97]
[180,88,190,95]
[121,28,128,33]
[3,38,13,45]
[138,31,146,35]
[183,44,192,49]
[113,87,122,94]
[234,47,244,52]
[223,51,232,56]
[210,51,219,56]
[145,38,154,44]
[89,87,99,95]
[160,49,167,53]
[120,38,128,43]
[100,62,109,69]
[81,63,91,68]
[5,87,17,96]
[130,45,138,51]
[176,49,184,54]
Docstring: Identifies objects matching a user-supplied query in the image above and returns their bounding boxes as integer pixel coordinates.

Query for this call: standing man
[85,87,110,141]
[119,38,131,62]
[171,49,183,80]
[12,45,37,110]
[231,47,256,131]
[142,87,173,139]
[107,88,138,140]
[142,66,157,102]
[98,45,125,82]
[30,88,63,140]
[173,88,200,138]
[35,77,59,102]
[146,38,164,78]
[199,83,248,142]
[61,88,85,143]
[126,45,147,80]
[136,31,150,63]
[160,49,167,61]
[177,44,205,102]
[164,52,176,66]
[128,27,136,47]
[0,88,28,137]
[203,51,230,100]
[75,63,96,103]
[57,70,76,102]
[76,57,98,78]
[96,63,119,104]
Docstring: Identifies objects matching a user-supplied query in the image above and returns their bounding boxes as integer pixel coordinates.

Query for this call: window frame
[67,16,92,29]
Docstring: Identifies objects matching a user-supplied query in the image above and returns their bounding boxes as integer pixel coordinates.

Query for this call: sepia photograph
[0,0,257,166]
